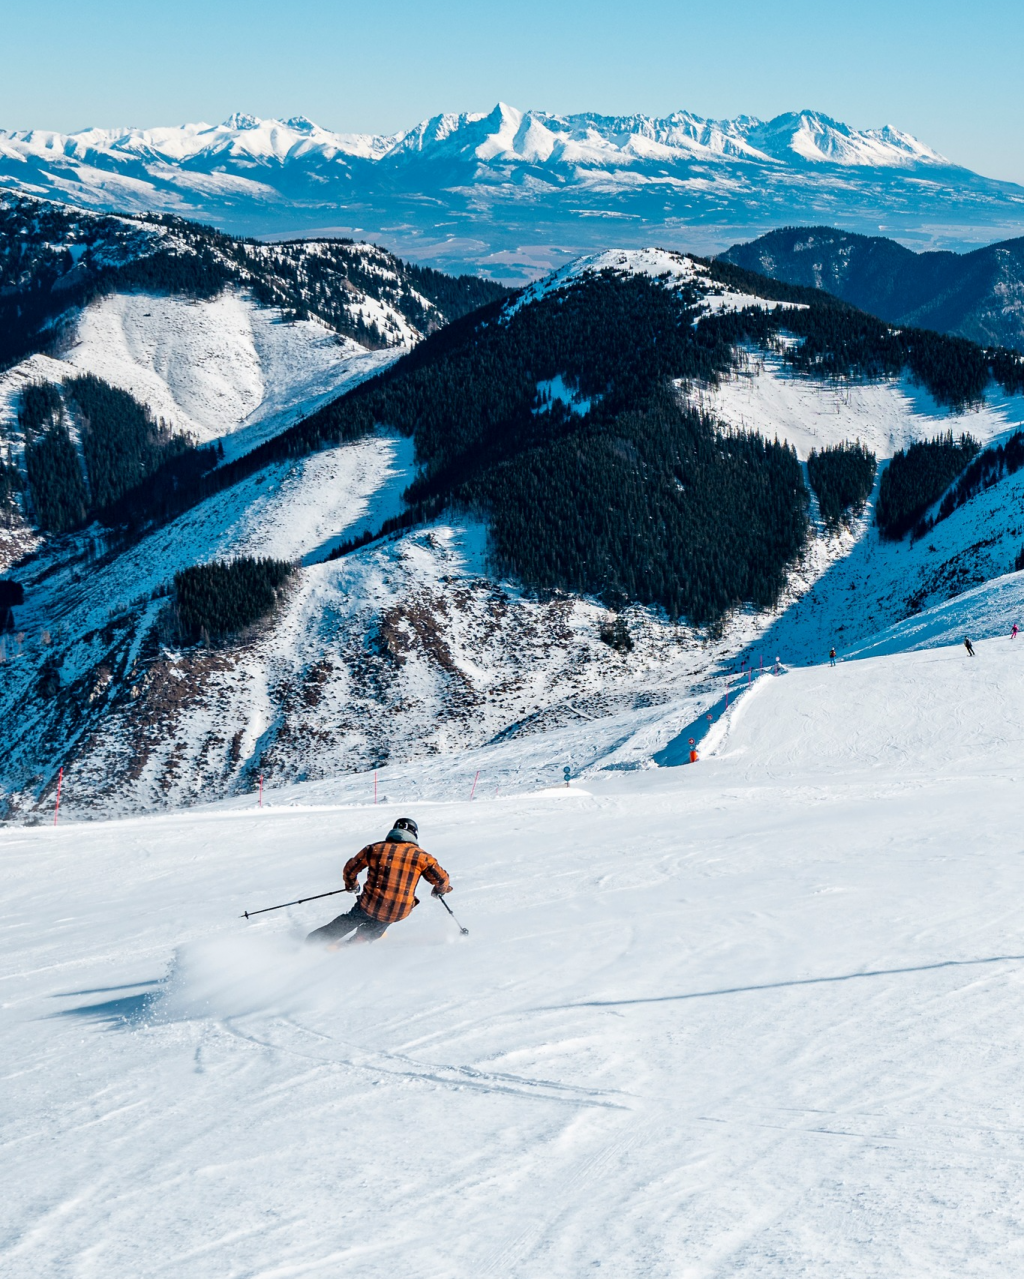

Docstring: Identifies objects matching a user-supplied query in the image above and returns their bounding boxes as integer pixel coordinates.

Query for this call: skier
[306,816,451,946]
[964,636,975,657]
[1012,624,1019,640]
[829,647,837,667]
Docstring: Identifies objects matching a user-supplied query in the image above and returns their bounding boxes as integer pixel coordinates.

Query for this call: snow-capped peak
[0,106,953,173]
[223,112,261,131]
[746,110,948,167]
[507,247,806,320]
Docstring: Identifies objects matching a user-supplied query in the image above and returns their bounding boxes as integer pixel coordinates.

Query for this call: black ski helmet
[388,816,419,842]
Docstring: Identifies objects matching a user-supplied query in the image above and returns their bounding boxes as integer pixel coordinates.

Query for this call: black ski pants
[306,901,390,946]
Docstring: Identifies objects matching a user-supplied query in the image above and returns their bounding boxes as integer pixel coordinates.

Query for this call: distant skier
[964,636,975,657]
[306,816,451,946]
[1012,624,1019,640]
[829,647,837,667]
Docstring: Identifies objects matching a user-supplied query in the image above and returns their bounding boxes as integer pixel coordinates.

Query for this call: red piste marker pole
[53,767,63,826]
[469,770,479,800]
[258,773,264,808]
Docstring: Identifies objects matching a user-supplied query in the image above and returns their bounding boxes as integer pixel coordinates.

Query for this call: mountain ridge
[2,105,952,169]
[4,107,1022,282]
[719,225,1024,353]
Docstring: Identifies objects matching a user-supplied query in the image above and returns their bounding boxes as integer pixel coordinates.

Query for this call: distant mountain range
[720,226,1024,353]
[3,105,1023,282]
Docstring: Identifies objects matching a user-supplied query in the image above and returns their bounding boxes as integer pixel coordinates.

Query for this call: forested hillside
[34,250,1020,625]
[0,195,508,369]
[300,257,1023,622]
[15,376,211,533]
[720,226,1024,353]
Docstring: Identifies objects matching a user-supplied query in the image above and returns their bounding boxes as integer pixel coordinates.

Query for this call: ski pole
[241,887,348,920]
[437,894,469,935]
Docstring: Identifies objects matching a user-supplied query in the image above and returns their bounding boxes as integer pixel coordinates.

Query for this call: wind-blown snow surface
[6,638,1024,1275]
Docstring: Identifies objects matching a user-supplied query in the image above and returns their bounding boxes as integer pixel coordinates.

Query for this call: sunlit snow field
[5,632,1024,1276]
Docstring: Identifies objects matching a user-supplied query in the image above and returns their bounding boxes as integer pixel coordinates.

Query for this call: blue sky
[4,0,1023,184]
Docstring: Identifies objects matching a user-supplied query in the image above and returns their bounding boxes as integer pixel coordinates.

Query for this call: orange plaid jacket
[344,840,451,924]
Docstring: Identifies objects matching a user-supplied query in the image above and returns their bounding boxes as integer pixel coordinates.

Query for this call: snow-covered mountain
[4,106,1023,281]
[3,247,1024,820]
[0,194,507,369]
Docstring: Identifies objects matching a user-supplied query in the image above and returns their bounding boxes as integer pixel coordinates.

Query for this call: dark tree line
[0,578,24,631]
[921,430,1024,533]
[315,272,807,624]
[241,240,507,348]
[875,433,980,539]
[807,442,877,531]
[173,557,293,645]
[66,375,190,511]
[472,394,807,623]
[16,377,206,533]
[0,452,22,529]
[19,383,89,534]
[695,292,1023,410]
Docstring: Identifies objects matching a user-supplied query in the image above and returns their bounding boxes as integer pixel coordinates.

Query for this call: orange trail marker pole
[469,770,479,800]
[53,767,63,825]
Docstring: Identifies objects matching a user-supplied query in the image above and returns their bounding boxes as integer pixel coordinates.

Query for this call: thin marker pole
[469,770,479,800]
[258,774,264,808]
[53,767,63,826]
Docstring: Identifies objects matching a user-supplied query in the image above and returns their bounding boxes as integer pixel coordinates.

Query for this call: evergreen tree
[876,433,979,539]
[173,557,294,645]
[19,384,89,534]
[807,442,877,530]
[66,374,189,512]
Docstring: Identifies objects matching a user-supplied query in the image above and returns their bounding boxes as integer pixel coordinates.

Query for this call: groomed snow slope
[5,636,1024,1276]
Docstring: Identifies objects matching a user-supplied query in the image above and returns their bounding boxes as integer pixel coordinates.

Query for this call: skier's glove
[431,885,450,897]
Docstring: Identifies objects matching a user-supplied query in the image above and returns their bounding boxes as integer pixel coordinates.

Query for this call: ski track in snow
[6,640,1024,1275]
[8,309,1024,1269]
